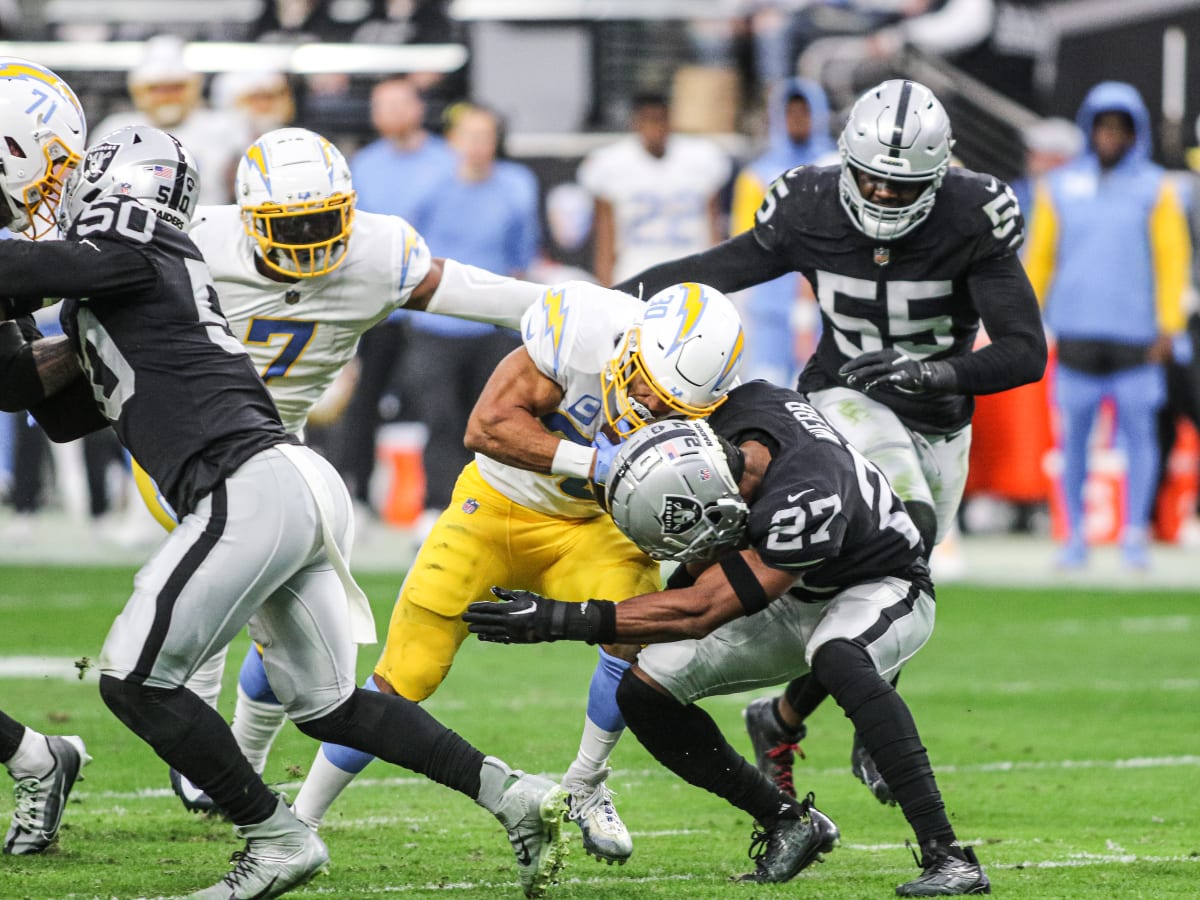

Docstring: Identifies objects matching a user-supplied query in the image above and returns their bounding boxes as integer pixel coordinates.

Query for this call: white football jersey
[191,205,432,434]
[577,134,729,283]
[475,281,643,518]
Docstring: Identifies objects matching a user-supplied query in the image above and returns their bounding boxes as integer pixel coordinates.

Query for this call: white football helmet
[606,419,749,563]
[236,127,356,278]
[838,79,954,241]
[58,126,201,233]
[602,282,744,438]
[0,57,87,239]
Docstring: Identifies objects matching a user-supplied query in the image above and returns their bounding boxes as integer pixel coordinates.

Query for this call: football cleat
[744,697,805,798]
[170,767,223,816]
[735,792,839,883]
[493,772,569,899]
[4,735,90,855]
[895,842,991,896]
[565,768,632,864]
[851,732,896,805]
[187,798,328,899]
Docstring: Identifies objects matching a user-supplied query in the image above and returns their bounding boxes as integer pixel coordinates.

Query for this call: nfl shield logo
[462,498,479,514]
[873,246,891,267]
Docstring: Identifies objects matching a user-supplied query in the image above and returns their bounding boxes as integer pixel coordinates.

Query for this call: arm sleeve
[28,378,109,443]
[951,253,1048,393]
[0,239,156,301]
[1150,178,1190,335]
[611,231,791,298]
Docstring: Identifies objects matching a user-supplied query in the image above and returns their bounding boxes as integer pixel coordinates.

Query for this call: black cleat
[735,792,839,883]
[896,842,991,896]
[743,697,805,799]
[851,731,896,806]
[169,767,225,817]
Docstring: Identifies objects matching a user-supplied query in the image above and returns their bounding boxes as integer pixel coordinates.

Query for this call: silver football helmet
[838,79,954,241]
[59,126,200,233]
[606,419,749,563]
[602,282,744,439]
[0,57,87,239]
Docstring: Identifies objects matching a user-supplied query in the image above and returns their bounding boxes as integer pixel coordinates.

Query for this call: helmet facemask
[242,194,355,278]
[4,135,81,239]
[837,79,954,242]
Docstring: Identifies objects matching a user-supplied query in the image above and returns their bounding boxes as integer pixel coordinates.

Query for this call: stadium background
[0,3,1198,897]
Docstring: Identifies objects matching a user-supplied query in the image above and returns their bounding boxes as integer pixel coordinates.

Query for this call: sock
[585,647,631,732]
[562,716,623,788]
[237,643,279,704]
[230,685,288,775]
[812,640,954,847]
[292,745,364,829]
[0,710,27,764]
[617,670,799,825]
[4,728,53,778]
[187,646,228,710]
[318,675,381,776]
[294,684,486,804]
[783,672,830,726]
[99,675,277,826]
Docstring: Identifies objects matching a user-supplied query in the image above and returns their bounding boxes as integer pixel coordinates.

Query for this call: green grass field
[0,564,1196,899]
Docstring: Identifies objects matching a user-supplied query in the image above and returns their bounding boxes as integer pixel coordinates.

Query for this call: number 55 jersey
[753,164,1037,435]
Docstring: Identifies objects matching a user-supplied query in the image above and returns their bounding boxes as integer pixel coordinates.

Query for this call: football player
[465,384,991,896]
[130,126,550,810]
[611,78,1047,805]
[292,280,744,865]
[0,125,569,900]
[0,57,92,856]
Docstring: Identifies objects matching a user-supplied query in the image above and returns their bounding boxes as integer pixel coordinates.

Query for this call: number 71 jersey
[753,164,1024,434]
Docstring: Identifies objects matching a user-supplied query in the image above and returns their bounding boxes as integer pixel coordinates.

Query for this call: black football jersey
[0,196,293,516]
[708,380,927,600]
[753,164,1026,433]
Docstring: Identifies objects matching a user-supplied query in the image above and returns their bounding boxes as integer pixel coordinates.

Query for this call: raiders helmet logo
[82,143,119,182]
[659,494,703,535]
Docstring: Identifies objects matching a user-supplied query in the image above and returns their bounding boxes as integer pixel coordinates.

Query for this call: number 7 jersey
[753,164,1025,434]
[190,205,432,434]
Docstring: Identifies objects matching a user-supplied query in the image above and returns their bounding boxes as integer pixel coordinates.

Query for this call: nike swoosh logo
[510,605,537,616]
[787,490,812,503]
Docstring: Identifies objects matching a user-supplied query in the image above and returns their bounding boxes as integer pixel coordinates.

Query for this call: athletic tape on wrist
[550,440,595,479]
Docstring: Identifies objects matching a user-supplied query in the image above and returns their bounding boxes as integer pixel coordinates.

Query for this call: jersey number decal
[626,192,705,247]
[814,271,954,360]
[848,444,921,547]
[245,317,318,382]
[766,494,841,553]
[981,186,1021,243]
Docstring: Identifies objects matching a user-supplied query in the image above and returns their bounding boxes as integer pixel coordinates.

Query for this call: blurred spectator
[1010,117,1083,224]
[94,34,250,204]
[728,77,834,385]
[250,0,352,43]
[577,92,729,286]
[332,77,457,507]
[1024,81,1191,570]
[210,70,296,140]
[401,103,536,536]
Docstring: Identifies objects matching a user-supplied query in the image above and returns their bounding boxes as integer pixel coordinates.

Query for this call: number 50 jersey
[754,164,1026,434]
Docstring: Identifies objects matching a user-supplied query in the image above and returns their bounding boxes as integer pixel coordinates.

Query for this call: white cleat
[4,735,90,855]
[565,769,632,865]
[187,799,328,899]
[494,772,569,898]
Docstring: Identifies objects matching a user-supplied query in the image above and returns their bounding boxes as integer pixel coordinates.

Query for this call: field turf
[0,564,1196,899]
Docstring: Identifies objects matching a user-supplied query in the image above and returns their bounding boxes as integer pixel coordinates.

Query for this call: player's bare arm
[464,345,572,474]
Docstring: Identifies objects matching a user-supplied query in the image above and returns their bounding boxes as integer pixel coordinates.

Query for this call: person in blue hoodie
[729,78,835,385]
[1025,81,1190,570]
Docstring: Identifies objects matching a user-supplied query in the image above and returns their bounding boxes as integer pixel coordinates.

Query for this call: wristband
[550,440,595,479]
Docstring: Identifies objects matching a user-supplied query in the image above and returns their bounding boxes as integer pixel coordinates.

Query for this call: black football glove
[463,587,617,645]
[839,349,957,395]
